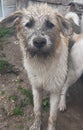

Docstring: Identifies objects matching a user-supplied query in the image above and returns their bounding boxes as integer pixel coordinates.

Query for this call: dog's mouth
[27,46,53,58]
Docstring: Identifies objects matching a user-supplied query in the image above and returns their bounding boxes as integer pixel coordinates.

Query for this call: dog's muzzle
[27,36,53,57]
[33,37,47,49]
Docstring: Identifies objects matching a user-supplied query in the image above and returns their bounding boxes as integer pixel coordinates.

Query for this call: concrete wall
[73,0,83,4]
[28,1,69,15]
[0,0,16,20]
[1,0,83,17]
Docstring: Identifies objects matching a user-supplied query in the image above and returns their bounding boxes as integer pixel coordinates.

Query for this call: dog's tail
[65,12,80,26]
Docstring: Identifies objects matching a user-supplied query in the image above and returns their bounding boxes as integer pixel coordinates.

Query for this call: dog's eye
[46,20,55,29]
[25,19,34,28]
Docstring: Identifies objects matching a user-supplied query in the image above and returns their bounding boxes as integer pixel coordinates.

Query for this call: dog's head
[0,5,72,57]
[65,12,80,34]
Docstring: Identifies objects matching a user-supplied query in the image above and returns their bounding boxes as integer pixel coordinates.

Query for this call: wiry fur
[59,10,83,112]
[17,6,69,130]
[0,4,72,130]
[23,34,68,93]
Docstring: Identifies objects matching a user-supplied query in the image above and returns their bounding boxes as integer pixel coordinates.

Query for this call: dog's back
[70,33,83,75]
[59,11,83,112]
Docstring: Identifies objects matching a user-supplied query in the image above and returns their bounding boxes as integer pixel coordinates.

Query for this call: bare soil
[0,33,83,130]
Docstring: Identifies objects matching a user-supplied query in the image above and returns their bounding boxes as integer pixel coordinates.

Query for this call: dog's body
[0,5,72,130]
[17,6,70,130]
[23,35,68,93]
[59,12,83,111]
[23,33,68,130]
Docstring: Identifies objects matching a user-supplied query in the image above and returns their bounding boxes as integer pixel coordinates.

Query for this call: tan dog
[59,12,83,111]
[0,5,72,130]
[59,32,83,111]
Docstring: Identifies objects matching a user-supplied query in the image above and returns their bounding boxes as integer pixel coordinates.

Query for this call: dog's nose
[33,37,46,49]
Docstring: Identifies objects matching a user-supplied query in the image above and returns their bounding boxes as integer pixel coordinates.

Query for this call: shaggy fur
[59,12,83,111]
[0,4,72,130]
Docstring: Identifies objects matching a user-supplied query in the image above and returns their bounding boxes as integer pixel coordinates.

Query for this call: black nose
[33,37,46,49]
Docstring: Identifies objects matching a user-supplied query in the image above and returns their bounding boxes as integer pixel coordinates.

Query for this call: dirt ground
[0,33,83,130]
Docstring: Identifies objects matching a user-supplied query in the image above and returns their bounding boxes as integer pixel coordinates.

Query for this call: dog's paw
[29,119,41,130]
[58,98,66,111]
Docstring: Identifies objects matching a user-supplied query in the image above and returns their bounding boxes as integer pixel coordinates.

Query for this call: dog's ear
[0,11,23,27]
[57,14,73,36]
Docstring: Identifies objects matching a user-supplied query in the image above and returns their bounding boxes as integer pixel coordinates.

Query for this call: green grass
[0,90,5,95]
[0,27,10,38]
[18,86,49,111]
[42,97,49,111]
[0,59,14,74]
[9,95,17,101]
[18,124,24,130]
[13,107,23,116]
[18,86,33,105]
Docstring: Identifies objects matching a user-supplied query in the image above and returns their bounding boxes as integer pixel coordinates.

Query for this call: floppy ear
[57,15,73,36]
[0,11,23,27]
[70,19,80,34]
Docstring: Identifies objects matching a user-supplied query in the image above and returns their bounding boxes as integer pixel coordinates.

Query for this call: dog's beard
[26,45,54,58]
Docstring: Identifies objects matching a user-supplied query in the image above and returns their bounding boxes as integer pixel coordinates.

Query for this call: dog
[59,12,83,111]
[0,4,72,130]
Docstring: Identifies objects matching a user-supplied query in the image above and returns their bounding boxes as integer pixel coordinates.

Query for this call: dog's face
[1,5,72,57]
[19,6,61,56]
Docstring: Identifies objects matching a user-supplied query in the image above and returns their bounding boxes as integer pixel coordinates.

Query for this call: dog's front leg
[29,88,42,130]
[48,93,60,130]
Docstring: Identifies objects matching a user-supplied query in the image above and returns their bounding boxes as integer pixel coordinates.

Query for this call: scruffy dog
[59,12,83,111]
[1,5,72,130]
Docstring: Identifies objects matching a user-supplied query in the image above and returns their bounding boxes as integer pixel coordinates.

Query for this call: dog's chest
[23,40,68,92]
[24,54,67,93]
